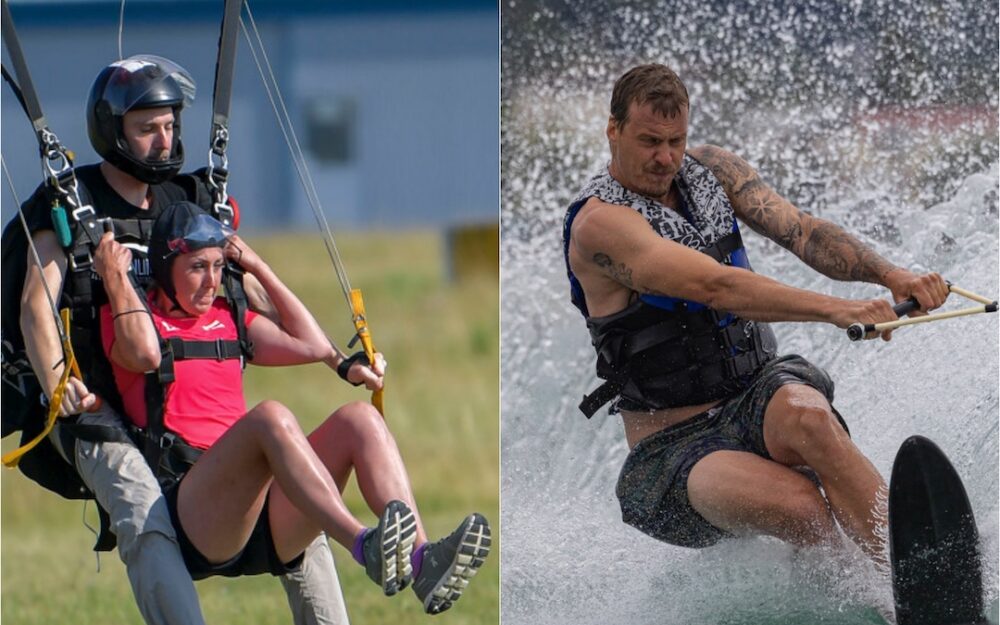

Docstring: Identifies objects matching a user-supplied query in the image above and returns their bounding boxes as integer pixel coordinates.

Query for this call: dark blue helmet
[86,55,195,184]
[150,201,233,309]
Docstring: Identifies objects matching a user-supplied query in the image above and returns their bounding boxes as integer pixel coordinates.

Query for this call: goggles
[164,213,234,257]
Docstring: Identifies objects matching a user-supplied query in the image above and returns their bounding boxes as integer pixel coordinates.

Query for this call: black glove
[336,351,370,386]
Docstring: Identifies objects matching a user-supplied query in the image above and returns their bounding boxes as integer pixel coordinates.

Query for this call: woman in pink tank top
[94,201,490,614]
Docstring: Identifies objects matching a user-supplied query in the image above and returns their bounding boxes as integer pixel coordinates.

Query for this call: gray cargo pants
[62,405,350,625]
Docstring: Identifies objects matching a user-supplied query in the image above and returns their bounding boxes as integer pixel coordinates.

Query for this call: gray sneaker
[412,513,491,614]
[363,500,417,595]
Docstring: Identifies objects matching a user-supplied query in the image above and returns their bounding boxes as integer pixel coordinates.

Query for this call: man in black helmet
[20,55,364,625]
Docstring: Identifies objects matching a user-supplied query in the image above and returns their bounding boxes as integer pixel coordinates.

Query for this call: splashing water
[501,1,998,623]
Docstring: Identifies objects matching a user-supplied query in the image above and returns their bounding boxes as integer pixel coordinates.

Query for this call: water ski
[889,435,988,625]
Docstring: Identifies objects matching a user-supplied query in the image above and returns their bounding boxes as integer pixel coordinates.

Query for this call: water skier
[563,64,949,560]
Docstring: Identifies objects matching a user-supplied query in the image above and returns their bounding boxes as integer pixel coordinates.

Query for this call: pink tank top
[101,295,258,449]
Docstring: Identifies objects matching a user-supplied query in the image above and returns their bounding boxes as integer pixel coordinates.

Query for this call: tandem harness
[140,273,255,488]
[1,0,248,551]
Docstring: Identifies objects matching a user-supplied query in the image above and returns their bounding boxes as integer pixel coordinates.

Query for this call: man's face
[121,107,174,163]
[607,101,688,202]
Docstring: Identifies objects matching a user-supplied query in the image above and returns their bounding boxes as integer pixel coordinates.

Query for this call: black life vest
[562,155,778,418]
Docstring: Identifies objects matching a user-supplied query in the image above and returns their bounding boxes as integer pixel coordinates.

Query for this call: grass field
[1,231,499,625]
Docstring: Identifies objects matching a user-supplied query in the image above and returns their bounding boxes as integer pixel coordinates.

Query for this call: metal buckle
[214,201,234,227]
[159,432,177,450]
[71,204,97,223]
[67,249,93,271]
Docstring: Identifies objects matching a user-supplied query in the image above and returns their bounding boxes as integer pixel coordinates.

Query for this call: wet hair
[610,64,689,127]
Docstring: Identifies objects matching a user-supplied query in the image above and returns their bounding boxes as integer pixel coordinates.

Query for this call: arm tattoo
[593,252,634,288]
[696,146,806,251]
[804,220,897,283]
[696,145,896,283]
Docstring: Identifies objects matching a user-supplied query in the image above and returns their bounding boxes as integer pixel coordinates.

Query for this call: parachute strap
[349,288,382,415]
[2,308,81,468]
[2,0,88,223]
[241,5,384,416]
[205,0,242,226]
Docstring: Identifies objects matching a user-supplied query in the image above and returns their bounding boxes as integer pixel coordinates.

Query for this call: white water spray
[501,1,998,623]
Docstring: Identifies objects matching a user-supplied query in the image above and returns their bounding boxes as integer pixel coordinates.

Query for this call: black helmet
[150,201,233,310]
[87,55,195,184]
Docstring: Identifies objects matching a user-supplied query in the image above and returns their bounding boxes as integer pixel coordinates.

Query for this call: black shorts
[615,354,849,548]
[165,480,305,580]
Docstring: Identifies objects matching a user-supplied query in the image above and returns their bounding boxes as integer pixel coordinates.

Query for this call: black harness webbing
[1,64,32,126]
[205,0,242,226]
[1,0,48,143]
[212,0,241,131]
[141,308,247,487]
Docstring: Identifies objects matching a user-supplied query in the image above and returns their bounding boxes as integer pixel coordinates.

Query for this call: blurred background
[501,1,997,624]
[2,1,498,624]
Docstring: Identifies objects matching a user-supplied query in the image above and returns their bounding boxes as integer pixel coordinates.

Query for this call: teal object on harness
[51,204,72,247]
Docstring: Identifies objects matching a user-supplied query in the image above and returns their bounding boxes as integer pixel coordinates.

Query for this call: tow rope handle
[3,309,82,468]
[847,284,999,341]
[349,288,383,416]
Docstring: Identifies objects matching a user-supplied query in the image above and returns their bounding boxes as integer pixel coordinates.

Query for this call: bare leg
[761,384,886,560]
[177,400,365,564]
[688,449,842,548]
[268,401,429,561]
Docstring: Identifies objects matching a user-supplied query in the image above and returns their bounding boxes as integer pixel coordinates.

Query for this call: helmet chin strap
[109,140,184,185]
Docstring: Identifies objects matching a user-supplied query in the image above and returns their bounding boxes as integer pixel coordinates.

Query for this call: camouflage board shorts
[615,354,848,548]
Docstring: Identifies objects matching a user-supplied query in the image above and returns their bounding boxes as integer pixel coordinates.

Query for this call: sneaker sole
[422,513,491,614]
[378,501,417,596]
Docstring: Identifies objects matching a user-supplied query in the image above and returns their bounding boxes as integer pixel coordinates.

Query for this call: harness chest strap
[142,334,244,482]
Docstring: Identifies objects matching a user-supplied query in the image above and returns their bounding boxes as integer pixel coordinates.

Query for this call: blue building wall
[1,1,498,231]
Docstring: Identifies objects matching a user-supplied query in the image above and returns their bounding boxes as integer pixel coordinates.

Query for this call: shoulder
[19,183,53,233]
[687,144,748,172]
[687,144,759,192]
[73,163,104,187]
[164,168,213,208]
[571,197,651,253]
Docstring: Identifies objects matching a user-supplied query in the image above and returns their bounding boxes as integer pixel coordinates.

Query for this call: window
[306,97,355,164]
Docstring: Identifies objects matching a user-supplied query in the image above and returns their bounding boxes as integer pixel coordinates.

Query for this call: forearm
[20,297,66,400]
[103,272,159,360]
[20,241,68,400]
[798,215,900,285]
[242,272,280,322]
[249,262,330,351]
[700,269,846,323]
[695,145,901,286]
[244,272,344,366]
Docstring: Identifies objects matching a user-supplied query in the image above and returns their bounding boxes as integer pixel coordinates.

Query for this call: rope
[117,0,126,60]
[239,2,353,308]
[239,2,383,413]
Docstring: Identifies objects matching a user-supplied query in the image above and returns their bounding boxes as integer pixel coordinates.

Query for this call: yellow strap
[3,309,80,468]
[350,288,383,416]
